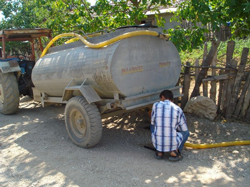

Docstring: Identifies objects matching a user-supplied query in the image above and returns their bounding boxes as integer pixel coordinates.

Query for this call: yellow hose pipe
[184,140,250,149]
[65,37,79,44]
[65,33,102,44]
[40,30,169,58]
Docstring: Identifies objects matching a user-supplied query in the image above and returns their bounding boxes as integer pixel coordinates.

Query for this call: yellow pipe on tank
[65,33,102,44]
[65,37,79,44]
[184,140,250,149]
[40,30,169,58]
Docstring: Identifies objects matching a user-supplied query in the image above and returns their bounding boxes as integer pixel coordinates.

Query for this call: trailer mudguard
[0,59,21,73]
[63,80,102,104]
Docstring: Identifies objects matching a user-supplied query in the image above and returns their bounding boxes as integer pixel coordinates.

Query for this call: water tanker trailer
[1,27,182,148]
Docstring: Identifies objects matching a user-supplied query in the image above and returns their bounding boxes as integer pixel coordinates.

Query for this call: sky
[0,12,3,21]
[89,0,97,5]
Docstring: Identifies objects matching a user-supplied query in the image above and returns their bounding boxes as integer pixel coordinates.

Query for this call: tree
[0,0,172,54]
[0,0,47,55]
[166,0,250,97]
[0,0,172,34]
[177,0,250,38]
[0,0,40,29]
[1,0,249,52]
[170,0,250,51]
[91,0,171,30]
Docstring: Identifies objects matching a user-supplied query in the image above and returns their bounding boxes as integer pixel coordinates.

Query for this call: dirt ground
[0,96,250,187]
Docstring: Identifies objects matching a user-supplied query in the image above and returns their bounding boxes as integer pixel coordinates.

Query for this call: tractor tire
[0,73,19,114]
[65,96,102,148]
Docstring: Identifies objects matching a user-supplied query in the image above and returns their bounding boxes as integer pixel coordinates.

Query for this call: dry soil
[0,96,250,187]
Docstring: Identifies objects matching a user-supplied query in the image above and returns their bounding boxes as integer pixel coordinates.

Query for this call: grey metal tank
[31,28,181,99]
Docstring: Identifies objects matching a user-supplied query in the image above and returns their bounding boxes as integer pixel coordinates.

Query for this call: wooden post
[234,72,250,116]
[226,41,235,63]
[202,43,208,97]
[181,62,191,109]
[38,37,44,52]
[210,51,217,102]
[217,70,224,114]
[194,59,200,95]
[224,59,238,119]
[195,59,199,81]
[174,77,181,105]
[226,48,249,118]
[240,84,250,118]
[203,81,208,97]
[191,40,221,98]
[222,41,235,117]
[2,35,6,59]
[30,39,35,61]
[246,106,250,121]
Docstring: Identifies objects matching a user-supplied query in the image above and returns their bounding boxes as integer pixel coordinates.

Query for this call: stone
[184,96,217,120]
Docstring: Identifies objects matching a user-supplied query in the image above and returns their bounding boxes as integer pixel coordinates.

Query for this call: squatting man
[150,90,190,161]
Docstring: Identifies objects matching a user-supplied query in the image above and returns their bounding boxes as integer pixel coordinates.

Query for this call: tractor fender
[0,60,21,73]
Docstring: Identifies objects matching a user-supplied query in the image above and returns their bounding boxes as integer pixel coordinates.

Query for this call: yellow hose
[184,140,250,149]
[40,30,168,58]
[65,37,79,44]
[65,33,102,44]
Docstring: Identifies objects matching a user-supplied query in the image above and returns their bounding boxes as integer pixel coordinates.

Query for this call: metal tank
[32,27,181,100]
[31,27,182,148]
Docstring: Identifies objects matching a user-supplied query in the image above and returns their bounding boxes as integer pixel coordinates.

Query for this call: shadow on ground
[0,98,250,186]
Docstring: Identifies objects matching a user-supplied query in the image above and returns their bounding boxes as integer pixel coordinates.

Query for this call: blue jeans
[178,130,190,152]
[150,124,154,133]
[151,125,189,152]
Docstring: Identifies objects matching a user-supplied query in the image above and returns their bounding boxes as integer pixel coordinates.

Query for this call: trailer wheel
[65,96,102,148]
[0,73,19,114]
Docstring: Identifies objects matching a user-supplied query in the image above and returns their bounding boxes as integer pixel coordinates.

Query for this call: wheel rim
[0,83,4,106]
[69,108,87,138]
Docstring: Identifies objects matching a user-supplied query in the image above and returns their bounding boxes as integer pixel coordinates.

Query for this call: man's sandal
[169,150,183,162]
[155,151,163,160]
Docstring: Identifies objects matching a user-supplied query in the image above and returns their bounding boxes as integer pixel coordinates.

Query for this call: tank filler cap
[158,33,170,40]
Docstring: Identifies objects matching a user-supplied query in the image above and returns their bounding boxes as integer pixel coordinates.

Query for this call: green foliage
[0,0,171,34]
[0,0,172,54]
[0,0,250,54]
[170,0,250,51]
[2,41,32,56]
[168,26,206,52]
[179,37,250,65]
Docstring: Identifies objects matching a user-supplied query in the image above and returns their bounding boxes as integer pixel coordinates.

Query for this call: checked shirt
[151,100,188,152]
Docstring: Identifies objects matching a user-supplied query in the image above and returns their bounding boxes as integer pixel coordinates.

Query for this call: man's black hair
[159,90,173,100]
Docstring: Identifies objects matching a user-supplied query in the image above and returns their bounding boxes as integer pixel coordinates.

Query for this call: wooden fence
[179,41,250,121]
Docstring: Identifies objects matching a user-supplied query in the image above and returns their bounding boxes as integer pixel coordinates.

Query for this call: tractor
[0,28,52,114]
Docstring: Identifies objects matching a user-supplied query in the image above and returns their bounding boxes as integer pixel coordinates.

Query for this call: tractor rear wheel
[65,96,102,148]
[0,73,19,114]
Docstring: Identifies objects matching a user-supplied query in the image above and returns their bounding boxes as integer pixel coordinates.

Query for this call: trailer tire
[0,73,19,114]
[65,96,102,148]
